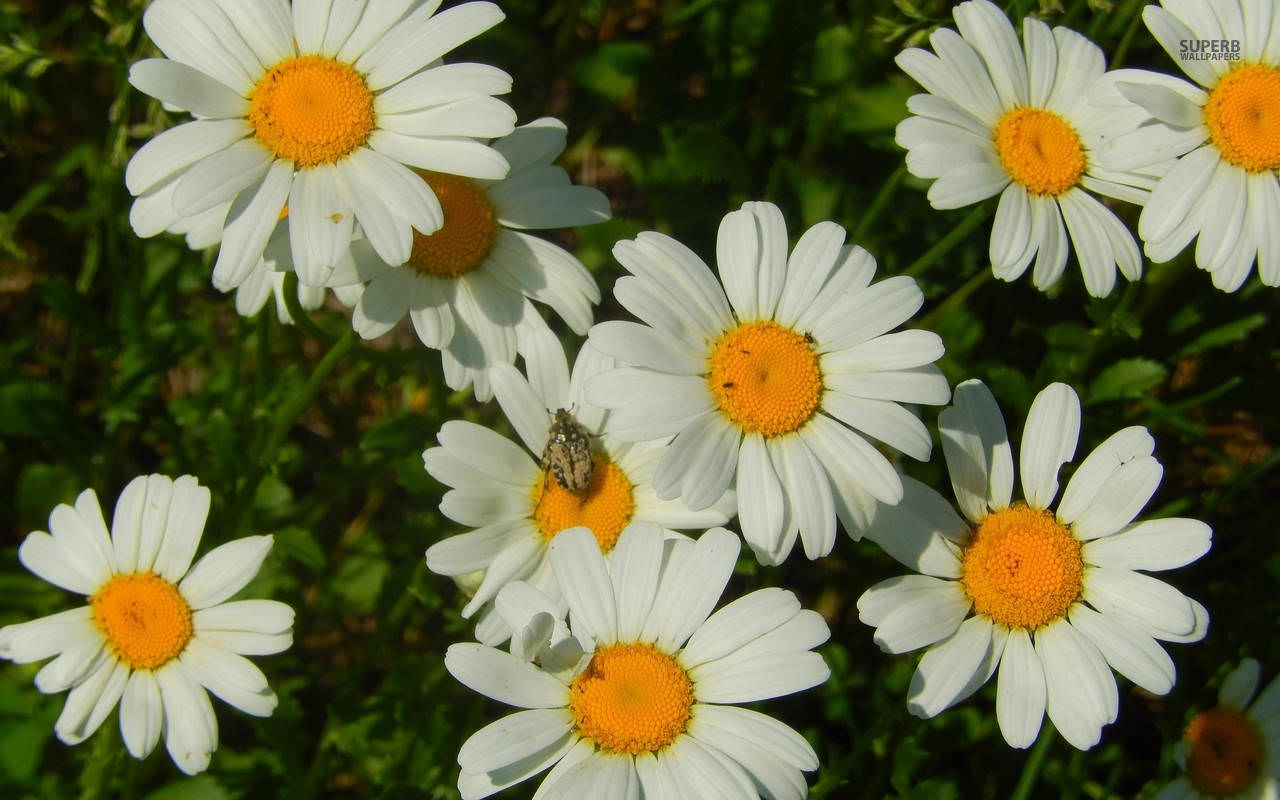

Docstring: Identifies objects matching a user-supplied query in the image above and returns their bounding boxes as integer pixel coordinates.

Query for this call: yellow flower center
[1204,64,1280,173]
[569,643,693,755]
[992,107,1087,196]
[90,573,193,670]
[1185,707,1263,796]
[248,55,375,167]
[406,171,498,277]
[960,505,1082,630]
[531,455,635,553]
[707,321,822,438]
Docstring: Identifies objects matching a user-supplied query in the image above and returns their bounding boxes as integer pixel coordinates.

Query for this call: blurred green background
[1,0,1277,797]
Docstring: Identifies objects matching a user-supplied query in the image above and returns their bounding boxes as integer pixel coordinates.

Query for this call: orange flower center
[1204,64,1280,173]
[569,643,693,754]
[90,573,193,670]
[992,107,1087,196]
[707,321,822,438]
[961,505,1083,630]
[1185,707,1263,796]
[531,455,635,553]
[248,55,375,167]
[406,171,498,276]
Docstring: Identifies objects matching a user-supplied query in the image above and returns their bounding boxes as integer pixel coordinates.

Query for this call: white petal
[179,638,276,717]
[1083,567,1195,638]
[866,579,971,654]
[861,476,967,577]
[151,476,212,583]
[457,707,574,774]
[120,669,164,758]
[609,522,665,643]
[155,661,217,775]
[907,615,999,718]
[128,58,247,118]
[193,599,294,636]
[1056,426,1155,524]
[715,201,788,320]
[820,393,933,462]
[1082,517,1212,571]
[735,434,787,565]
[1019,382,1080,509]
[126,118,250,196]
[445,643,569,708]
[178,535,274,610]
[1069,604,1175,695]
[939,379,1013,522]
[771,434,837,560]
[0,607,93,664]
[680,587,801,669]
[547,527,618,646]
[1035,619,1116,750]
[641,528,740,652]
[356,2,505,91]
[211,159,293,290]
[173,139,273,217]
[996,629,1047,748]
[366,131,509,179]
[55,659,128,745]
[1069,457,1163,541]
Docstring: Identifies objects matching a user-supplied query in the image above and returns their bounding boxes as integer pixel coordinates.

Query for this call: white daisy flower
[329,117,608,400]
[445,523,829,799]
[1156,658,1280,799]
[857,380,1211,750]
[125,0,517,289]
[425,334,734,645]
[0,475,294,775]
[895,0,1164,296]
[585,200,949,566]
[1094,0,1280,291]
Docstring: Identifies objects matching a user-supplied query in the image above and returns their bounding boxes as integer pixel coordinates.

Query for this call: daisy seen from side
[896,0,1165,296]
[1155,658,1280,799]
[425,334,734,645]
[445,523,829,799]
[586,200,949,566]
[332,116,608,400]
[858,380,1211,749]
[126,0,516,290]
[1095,0,1280,291]
[0,474,294,774]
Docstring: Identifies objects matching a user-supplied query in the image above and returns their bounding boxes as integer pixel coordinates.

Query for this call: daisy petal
[1019,382,1080,510]
[996,628,1047,749]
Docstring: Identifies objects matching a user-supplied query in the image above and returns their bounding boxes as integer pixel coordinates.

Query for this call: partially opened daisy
[1095,0,1280,291]
[445,524,829,799]
[0,475,294,774]
[425,335,734,645]
[126,0,516,289]
[896,0,1164,296]
[586,200,948,566]
[334,116,608,399]
[858,380,1211,750]
[1156,658,1280,799]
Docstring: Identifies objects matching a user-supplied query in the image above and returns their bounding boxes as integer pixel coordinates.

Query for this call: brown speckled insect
[541,408,594,492]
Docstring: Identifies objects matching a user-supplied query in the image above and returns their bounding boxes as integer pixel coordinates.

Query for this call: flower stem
[852,165,906,243]
[902,204,992,278]
[1009,726,1056,800]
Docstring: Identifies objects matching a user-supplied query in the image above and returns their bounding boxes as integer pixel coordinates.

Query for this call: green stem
[229,328,357,535]
[919,267,994,329]
[1009,726,1056,800]
[903,205,992,278]
[852,165,906,243]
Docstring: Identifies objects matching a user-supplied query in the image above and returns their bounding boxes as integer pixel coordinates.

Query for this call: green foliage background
[1,0,1277,797]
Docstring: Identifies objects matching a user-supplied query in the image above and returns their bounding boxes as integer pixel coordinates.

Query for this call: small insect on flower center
[532,455,636,553]
[960,504,1082,630]
[248,55,375,167]
[1204,64,1280,173]
[707,321,822,438]
[992,107,1087,196]
[90,573,193,670]
[1185,707,1263,796]
[406,171,499,277]
[569,643,694,754]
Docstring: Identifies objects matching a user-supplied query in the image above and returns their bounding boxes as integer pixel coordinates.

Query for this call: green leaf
[1180,312,1267,355]
[143,776,230,800]
[273,526,327,573]
[571,42,651,101]
[1086,358,1167,404]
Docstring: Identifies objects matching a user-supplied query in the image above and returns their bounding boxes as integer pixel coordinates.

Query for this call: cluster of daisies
[1,0,1277,797]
